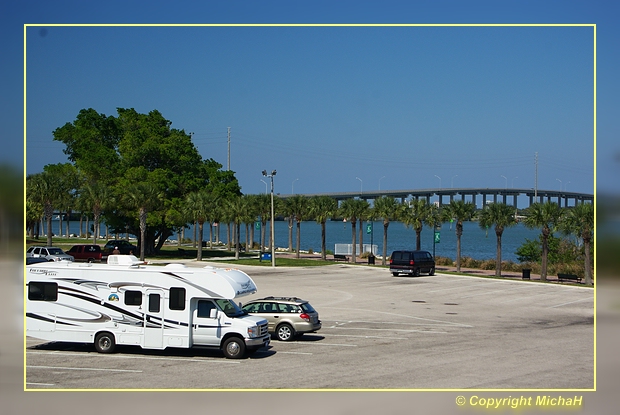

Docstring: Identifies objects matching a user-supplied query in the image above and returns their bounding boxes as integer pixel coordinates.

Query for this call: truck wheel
[94,332,115,353]
[276,323,295,341]
[222,337,246,359]
[429,267,435,276]
[392,272,399,277]
[414,268,421,277]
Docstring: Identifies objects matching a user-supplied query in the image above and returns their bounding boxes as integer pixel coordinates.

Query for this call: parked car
[241,296,321,341]
[66,244,103,262]
[26,256,50,265]
[26,246,74,262]
[389,250,435,276]
[103,240,138,255]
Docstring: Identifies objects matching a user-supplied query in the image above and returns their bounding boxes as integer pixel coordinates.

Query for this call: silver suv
[241,296,321,341]
[26,246,74,262]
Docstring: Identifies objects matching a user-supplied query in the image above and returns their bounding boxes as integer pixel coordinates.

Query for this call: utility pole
[227,127,231,171]
[534,152,538,199]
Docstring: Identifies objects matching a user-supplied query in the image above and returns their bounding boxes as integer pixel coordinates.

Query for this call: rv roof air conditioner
[107,255,143,266]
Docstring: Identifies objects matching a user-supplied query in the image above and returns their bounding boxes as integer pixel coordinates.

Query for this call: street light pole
[262,170,277,267]
[292,178,299,195]
[501,175,507,189]
[434,175,441,189]
[356,177,363,195]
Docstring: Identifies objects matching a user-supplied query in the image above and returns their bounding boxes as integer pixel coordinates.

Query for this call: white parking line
[26,351,241,364]
[323,333,408,340]
[547,297,594,309]
[26,382,55,386]
[27,365,142,373]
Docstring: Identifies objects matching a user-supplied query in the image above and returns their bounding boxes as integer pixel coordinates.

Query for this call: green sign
[255,221,261,230]
[434,231,440,243]
[366,224,372,234]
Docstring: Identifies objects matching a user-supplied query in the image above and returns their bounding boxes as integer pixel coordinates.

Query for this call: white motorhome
[26,255,270,359]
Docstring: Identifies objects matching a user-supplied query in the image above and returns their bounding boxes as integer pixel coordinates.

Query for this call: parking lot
[26,263,594,390]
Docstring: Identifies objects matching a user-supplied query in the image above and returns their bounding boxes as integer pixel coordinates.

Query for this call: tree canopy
[48,107,241,254]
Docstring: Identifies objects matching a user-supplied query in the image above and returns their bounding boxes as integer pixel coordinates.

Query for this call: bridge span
[278,188,594,210]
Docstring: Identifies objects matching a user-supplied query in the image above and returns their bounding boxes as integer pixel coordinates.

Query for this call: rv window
[169,287,186,310]
[148,294,161,313]
[28,282,58,301]
[125,290,142,306]
[197,300,216,318]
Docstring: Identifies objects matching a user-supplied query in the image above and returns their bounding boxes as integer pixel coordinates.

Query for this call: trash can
[368,254,375,265]
[522,268,531,280]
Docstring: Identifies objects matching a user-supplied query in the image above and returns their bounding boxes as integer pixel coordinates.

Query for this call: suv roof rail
[261,296,304,302]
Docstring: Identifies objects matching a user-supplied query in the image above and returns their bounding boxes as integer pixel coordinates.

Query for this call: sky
[5,0,615,199]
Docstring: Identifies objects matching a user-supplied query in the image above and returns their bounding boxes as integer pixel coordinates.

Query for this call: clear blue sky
[4,1,616,195]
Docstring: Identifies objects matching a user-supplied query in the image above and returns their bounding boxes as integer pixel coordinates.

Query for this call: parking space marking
[330,326,448,334]
[26,351,241,364]
[323,333,408,340]
[276,351,313,355]
[26,382,56,386]
[547,297,594,309]
[27,365,143,373]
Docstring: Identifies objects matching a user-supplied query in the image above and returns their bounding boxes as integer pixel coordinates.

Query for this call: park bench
[557,273,582,283]
[334,254,349,262]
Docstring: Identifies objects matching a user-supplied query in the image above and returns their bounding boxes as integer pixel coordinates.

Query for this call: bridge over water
[279,188,594,210]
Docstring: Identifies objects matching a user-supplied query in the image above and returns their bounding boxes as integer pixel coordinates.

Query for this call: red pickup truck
[66,244,103,263]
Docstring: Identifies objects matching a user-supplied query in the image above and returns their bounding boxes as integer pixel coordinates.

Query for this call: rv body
[26,255,270,359]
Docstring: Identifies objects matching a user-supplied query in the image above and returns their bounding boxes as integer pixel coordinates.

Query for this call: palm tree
[560,202,594,285]
[442,200,477,272]
[401,199,431,251]
[288,195,309,258]
[81,181,112,244]
[226,195,250,259]
[124,182,163,261]
[339,198,370,263]
[27,172,62,247]
[309,196,338,260]
[523,201,564,281]
[254,194,271,254]
[477,203,517,277]
[185,190,211,261]
[372,196,401,265]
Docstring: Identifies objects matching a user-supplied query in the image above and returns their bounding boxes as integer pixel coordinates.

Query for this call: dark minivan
[389,250,435,276]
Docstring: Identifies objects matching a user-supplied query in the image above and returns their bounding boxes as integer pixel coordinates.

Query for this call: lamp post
[260,179,268,194]
[262,170,277,267]
[434,175,441,189]
[356,177,363,194]
[501,175,507,189]
[292,178,299,194]
[556,178,562,191]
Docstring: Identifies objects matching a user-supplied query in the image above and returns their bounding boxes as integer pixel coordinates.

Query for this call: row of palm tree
[28,172,593,286]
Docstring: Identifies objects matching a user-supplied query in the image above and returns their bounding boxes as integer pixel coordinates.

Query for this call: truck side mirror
[209,308,218,319]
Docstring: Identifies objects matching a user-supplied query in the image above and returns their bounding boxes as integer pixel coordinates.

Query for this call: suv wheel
[276,323,295,341]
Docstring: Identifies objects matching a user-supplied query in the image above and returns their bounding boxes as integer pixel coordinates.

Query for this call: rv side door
[191,299,221,347]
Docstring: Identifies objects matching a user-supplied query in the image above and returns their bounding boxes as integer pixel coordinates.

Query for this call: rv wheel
[222,337,246,359]
[94,332,116,353]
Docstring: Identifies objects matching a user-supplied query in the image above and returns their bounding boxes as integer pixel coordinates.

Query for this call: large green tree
[52,108,240,255]
[401,199,432,252]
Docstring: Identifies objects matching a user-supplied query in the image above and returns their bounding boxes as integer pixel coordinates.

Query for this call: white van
[26,255,270,359]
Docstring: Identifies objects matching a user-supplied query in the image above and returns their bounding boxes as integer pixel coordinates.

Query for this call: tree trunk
[296,219,301,259]
[584,236,593,286]
[382,222,389,266]
[456,223,463,272]
[288,217,293,252]
[235,222,240,260]
[321,221,327,260]
[540,228,549,281]
[495,229,502,277]
[358,220,364,256]
[197,222,204,261]
[351,220,357,263]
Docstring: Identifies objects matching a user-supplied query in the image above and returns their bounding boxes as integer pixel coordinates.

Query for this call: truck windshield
[215,299,247,317]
